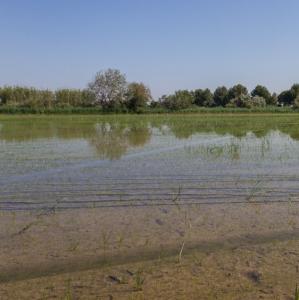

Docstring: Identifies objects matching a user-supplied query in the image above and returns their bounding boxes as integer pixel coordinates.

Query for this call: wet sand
[1,232,299,299]
[1,201,299,298]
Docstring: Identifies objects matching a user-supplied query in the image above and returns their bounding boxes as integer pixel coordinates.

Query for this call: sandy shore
[1,238,299,299]
[1,201,299,298]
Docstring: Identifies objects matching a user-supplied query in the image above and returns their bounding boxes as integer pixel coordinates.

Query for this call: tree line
[0,69,299,112]
[156,83,299,110]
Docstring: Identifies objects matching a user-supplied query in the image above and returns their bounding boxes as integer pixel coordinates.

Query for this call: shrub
[248,96,266,108]
[161,90,193,110]
[226,94,251,108]
[294,96,299,109]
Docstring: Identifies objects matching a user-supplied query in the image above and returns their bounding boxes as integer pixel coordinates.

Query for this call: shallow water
[2,114,299,282]
[1,114,299,210]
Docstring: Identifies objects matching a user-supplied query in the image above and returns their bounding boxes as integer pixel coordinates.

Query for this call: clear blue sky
[1,0,299,99]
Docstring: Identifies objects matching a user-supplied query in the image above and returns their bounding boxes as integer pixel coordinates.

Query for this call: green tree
[125,82,152,112]
[161,90,193,110]
[194,88,214,107]
[0,86,55,108]
[294,96,299,109]
[278,90,294,106]
[278,84,299,106]
[213,86,228,106]
[228,84,248,101]
[55,89,95,108]
[291,84,299,98]
[55,89,82,107]
[251,85,271,105]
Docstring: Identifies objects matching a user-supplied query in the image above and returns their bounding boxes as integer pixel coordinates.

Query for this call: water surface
[1,114,299,210]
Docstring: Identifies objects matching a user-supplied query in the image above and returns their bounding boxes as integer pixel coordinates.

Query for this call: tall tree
[278,90,294,106]
[126,82,152,112]
[291,84,299,98]
[227,84,248,101]
[251,85,272,104]
[213,86,228,106]
[194,89,214,107]
[88,69,127,109]
[278,84,299,106]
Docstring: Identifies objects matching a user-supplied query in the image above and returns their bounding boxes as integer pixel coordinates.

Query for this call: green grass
[0,106,105,114]
[64,279,72,300]
[0,105,296,114]
[133,269,145,291]
[147,105,296,114]
[295,284,299,300]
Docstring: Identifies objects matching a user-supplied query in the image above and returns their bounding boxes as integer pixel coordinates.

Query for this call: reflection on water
[1,115,299,210]
[1,114,299,159]
[90,123,151,160]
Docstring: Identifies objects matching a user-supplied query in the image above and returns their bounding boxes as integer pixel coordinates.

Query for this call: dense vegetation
[1,69,299,113]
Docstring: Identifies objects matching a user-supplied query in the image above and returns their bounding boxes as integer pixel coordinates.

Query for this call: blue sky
[1,0,299,98]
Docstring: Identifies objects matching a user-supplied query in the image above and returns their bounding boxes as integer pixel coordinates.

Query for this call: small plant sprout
[64,279,72,300]
[178,240,185,263]
[295,284,299,300]
[101,230,111,257]
[134,269,145,291]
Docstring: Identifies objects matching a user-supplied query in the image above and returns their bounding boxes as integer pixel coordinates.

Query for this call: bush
[226,94,251,108]
[161,90,193,110]
[248,96,266,108]
[294,96,299,109]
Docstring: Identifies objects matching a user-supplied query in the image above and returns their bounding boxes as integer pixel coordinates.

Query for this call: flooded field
[1,114,299,299]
